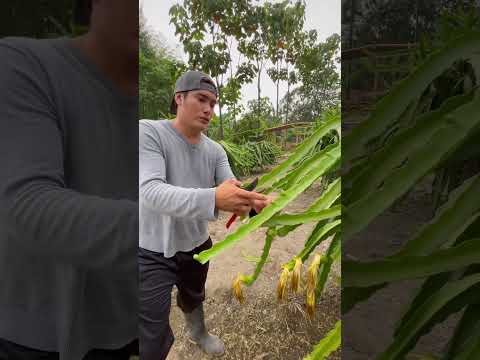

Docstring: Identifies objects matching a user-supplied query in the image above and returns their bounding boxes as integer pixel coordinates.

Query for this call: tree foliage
[234,97,279,140]
[139,11,186,120]
[263,0,306,117]
[169,0,257,138]
[168,0,340,139]
[280,33,341,122]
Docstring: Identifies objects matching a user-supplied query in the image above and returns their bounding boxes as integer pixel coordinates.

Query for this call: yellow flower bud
[232,275,245,304]
[307,253,323,293]
[277,267,290,301]
[290,257,303,294]
[306,288,316,319]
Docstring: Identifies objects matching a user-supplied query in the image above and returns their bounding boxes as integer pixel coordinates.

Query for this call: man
[0,1,138,359]
[139,70,270,359]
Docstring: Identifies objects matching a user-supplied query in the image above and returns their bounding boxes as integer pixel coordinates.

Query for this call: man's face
[176,90,217,132]
[89,0,138,59]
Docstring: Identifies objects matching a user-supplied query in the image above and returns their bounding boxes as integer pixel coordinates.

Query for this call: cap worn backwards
[170,70,217,115]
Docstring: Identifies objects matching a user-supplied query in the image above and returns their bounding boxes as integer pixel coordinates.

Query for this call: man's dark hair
[73,0,92,26]
[170,91,190,115]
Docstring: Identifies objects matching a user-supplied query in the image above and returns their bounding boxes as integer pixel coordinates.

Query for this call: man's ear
[175,93,184,107]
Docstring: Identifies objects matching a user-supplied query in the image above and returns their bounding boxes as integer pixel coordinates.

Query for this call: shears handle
[224,177,259,229]
[225,208,258,229]
[226,214,238,229]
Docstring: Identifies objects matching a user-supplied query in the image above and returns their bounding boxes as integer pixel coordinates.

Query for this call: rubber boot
[184,305,225,356]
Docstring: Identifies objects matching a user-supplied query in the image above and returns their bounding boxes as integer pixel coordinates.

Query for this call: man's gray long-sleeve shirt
[139,120,234,257]
[0,37,138,360]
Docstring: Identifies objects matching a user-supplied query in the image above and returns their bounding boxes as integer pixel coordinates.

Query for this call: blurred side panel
[0,1,139,359]
[342,0,480,359]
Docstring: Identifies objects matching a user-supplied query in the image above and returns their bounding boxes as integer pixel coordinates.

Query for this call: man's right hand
[215,179,268,216]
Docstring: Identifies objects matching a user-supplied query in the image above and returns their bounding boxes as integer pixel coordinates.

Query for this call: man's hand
[215,179,267,216]
[251,196,274,214]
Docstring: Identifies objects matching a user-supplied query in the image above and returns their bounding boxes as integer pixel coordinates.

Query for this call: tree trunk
[228,38,236,130]
[286,77,290,124]
[216,76,224,140]
[257,59,262,129]
[211,25,223,139]
[276,61,280,118]
[285,64,290,124]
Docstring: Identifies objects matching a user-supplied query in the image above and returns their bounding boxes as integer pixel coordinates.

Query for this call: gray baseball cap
[170,70,218,115]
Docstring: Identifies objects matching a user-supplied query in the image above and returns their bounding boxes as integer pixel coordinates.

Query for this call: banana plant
[343,20,480,359]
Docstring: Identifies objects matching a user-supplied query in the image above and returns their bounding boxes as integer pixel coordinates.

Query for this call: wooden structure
[264,122,313,147]
[232,121,314,148]
[342,43,418,104]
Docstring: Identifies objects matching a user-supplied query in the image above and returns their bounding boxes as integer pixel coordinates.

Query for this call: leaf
[343,95,480,243]
[263,205,341,227]
[392,274,480,359]
[241,229,275,286]
[307,178,341,212]
[452,334,480,360]
[394,220,480,334]
[257,115,340,191]
[377,274,480,360]
[343,238,480,287]
[398,175,480,256]
[342,284,385,314]
[343,176,480,312]
[316,232,341,296]
[271,142,338,192]
[299,219,341,262]
[304,320,341,360]
[194,144,340,264]
[344,92,474,204]
[393,272,457,338]
[444,304,480,359]
[240,250,272,264]
[277,177,341,237]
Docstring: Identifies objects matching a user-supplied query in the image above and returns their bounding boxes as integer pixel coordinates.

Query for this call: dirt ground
[166,179,341,360]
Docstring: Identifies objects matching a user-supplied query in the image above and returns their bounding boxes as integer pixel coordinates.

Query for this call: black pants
[0,338,138,360]
[139,238,212,360]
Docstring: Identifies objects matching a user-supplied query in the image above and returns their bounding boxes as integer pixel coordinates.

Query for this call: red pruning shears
[225,177,259,229]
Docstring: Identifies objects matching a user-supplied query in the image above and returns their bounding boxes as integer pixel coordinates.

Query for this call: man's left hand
[251,195,274,214]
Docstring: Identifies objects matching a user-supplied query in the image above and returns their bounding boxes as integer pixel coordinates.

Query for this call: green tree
[238,4,270,123]
[264,0,306,119]
[281,33,340,122]
[139,9,185,119]
[169,0,256,139]
[234,97,279,142]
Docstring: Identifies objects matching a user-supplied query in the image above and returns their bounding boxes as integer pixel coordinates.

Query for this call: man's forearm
[140,179,217,221]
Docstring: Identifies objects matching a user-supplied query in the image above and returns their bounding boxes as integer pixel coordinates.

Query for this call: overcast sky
[141,0,341,111]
